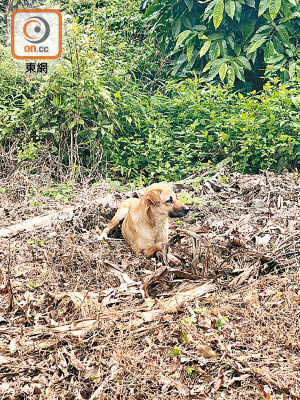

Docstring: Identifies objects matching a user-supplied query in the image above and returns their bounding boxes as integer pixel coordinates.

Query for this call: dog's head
[144,182,189,218]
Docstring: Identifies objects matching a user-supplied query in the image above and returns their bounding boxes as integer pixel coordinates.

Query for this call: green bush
[109,77,300,180]
[1,0,300,183]
[142,0,300,89]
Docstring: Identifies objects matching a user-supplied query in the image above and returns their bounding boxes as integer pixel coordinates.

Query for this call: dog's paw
[144,242,165,258]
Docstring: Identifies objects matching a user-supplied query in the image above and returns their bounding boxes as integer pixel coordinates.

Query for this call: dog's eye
[166,197,173,204]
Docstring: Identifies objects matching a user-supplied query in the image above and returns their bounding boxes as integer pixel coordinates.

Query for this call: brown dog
[99,182,189,257]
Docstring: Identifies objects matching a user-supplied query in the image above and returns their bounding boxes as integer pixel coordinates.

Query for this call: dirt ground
[0,169,300,399]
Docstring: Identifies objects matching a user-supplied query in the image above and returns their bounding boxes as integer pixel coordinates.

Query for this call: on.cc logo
[11,9,62,60]
[23,16,50,44]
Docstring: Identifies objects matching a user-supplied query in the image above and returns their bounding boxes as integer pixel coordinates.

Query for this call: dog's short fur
[99,182,189,257]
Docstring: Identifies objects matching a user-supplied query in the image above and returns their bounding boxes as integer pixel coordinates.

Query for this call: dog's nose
[183,207,189,215]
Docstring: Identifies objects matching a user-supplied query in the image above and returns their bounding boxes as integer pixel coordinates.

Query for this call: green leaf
[192,24,207,31]
[227,36,234,50]
[233,43,241,56]
[175,30,192,47]
[289,61,296,78]
[246,0,256,7]
[239,20,255,44]
[288,0,296,4]
[171,54,187,75]
[203,61,212,72]
[204,0,219,17]
[276,25,290,43]
[143,4,160,17]
[219,63,228,81]
[172,18,182,37]
[187,42,195,62]
[281,1,293,18]
[69,120,76,130]
[247,38,266,53]
[258,0,270,16]
[182,15,193,29]
[232,61,245,81]
[249,49,257,64]
[225,1,235,19]
[236,56,251,70]
[185,0,194,11]
[186,49,198,70]
[264,40,275,59]
[269,0,281,20]
[227,66,235,85]
[215,41,221,58]
[211,58,227,68]
[213,0,224,30]
[220,39,228,57]
[273,35,284,53]
[207,33,224,40]
[184,0,194,11]
[208,41,220,60]
[256,24,274,35]
[199,40,211,58]
[235,2,242,21]
[206,65,220,80]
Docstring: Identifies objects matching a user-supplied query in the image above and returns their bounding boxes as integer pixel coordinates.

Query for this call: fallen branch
[0,193,116,238]
[0,207,75,238]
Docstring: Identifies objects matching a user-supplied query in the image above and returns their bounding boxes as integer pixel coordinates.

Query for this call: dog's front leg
[143,242,165,258]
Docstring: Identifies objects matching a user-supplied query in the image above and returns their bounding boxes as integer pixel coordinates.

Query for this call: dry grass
[0,170,300,399]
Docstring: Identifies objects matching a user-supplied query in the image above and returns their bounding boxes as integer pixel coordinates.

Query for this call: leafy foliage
[143,0,300,89]
[0,0,300,183]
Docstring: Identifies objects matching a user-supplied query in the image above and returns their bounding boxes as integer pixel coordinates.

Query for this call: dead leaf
[198,316,212,330]
[159,282,215,313]
[197,344,218,359]
[83,364,100,379]
[52,319,97,336]
[142,266,169,297]
[143,298,156,310]
[211,368,224,393]
[0,382,10,394]
[225,374,250,388]
[229,266,256,288]
[285,326,296,349]
[174,380,190,397]
[9,338,20,354]
[121,257,129,271]
[214,337,226,351]
[156,330,165,342]
[140,309,163,322]
[255,234,271,247]
[258,384,271,400]
[68,351,85,371]
[170,269,200,280]
[167,358,180,374]
[0,355,13,364]
[0,285,8,295]
[33,384,42,394]
[244,291,259,304]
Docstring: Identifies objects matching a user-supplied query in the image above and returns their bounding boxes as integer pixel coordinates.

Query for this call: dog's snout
[168,204,190,218]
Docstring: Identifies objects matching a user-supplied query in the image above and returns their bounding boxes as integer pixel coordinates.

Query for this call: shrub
[1,0,300,183]
[110,78,300,180]
[142,0,300,89]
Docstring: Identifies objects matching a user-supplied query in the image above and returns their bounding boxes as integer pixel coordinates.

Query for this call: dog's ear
[146,189,161,206]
